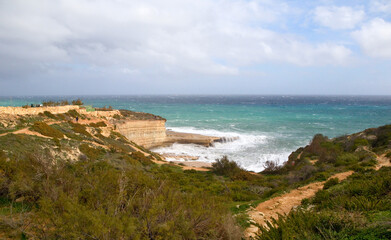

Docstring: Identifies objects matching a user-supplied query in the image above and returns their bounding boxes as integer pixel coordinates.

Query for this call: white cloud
[352,18,391,58]
[0,0,352,80]
[370,0,391,13]
[313,6,365,30]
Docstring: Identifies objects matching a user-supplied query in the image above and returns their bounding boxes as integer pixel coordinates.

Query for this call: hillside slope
[0,106,390,239]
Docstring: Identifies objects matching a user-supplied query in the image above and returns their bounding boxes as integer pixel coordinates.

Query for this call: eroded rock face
[114,119,167,149]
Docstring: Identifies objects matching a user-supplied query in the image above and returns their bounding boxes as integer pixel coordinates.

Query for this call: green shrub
[42,100,69,106]
[70,122,92,137]
[89,121,107,127]
[43,111,57,119]
[72,99,83,105]
[130,151,153,165]
[335,153,359,167]
[262,160,283,174]
[323,177,339,190]
[212,156,253,180]
[30,122,64,138]
[314,171,330,181]
[79,144,105,160]
[353,138,369,150]
[67,109,81,118]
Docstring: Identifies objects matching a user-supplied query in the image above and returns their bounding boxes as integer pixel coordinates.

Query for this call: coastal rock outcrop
[114,119,167,149]
[0,106,233,149]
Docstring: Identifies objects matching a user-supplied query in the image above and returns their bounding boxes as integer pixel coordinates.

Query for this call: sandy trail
[0,127,50,138]
[245,171,354,237]
[376,154,391,170]
[246,152,391,238]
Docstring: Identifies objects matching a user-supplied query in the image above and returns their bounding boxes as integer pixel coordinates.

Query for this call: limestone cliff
[114,119,167,149]
[0,106,224,149]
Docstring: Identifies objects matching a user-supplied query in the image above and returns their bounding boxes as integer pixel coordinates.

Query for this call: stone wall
[114,120,167,149]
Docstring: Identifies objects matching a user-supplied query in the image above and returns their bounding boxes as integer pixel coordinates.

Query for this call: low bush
[130,151,154,165]
[72,99,83,106]
[78,144,105,160]
[70,122,92,137]
[323,177,339,190]
[89,121,107,127]
[30,122,64,138]
[42,100,69,106]
[43,111,57,119]
[262,160,283,174]
[212,156,253,180]
[67,109,81,118]
[335,153,359,167]
[353,138,369,150]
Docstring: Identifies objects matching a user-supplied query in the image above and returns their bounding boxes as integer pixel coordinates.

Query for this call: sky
[0,0,391,96]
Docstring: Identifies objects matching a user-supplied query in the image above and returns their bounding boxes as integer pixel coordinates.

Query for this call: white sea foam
[153,127,293,172]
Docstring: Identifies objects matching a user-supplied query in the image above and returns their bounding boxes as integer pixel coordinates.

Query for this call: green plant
[212,156,254,180]
[70,122,92,138]
[335,153,359,167]
[72,99,83,106]
[79,144,105,160]
[67,109,80,118]
[30,122,64,138]
[43,111,57,119]
[89,121,107,127]
[323,177,339,190]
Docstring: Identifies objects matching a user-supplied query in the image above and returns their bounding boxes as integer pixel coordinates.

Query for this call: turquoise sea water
[1,95,391,171]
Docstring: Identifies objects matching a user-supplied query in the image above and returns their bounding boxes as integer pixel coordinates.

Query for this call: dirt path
[0,127,50,138]
[376,154,391,170]
[246,152,391,238]
[245,171,354,237]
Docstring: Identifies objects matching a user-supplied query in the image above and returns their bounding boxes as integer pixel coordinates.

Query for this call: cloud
[0,0,352,83]
[313,6,365,30]
[352,18,391,58]
[370,0,391,13]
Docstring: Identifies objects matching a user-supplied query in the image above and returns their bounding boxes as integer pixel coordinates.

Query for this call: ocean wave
[153,127,292,172]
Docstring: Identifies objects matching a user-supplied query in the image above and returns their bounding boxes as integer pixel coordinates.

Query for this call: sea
[1,95,391,172]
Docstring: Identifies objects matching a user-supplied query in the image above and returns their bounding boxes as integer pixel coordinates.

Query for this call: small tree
[72,99,83,106]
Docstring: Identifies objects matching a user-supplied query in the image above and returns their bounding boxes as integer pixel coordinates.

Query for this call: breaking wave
[153,127,292,172]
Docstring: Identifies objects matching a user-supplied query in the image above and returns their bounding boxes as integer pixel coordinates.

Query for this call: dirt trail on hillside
[0,127,50,138]
[246,153,391,238]
[376,154,391,169]
[245,171,354,237]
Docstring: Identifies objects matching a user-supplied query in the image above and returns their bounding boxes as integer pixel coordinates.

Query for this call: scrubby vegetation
[72,99,83,106]
[1,110,391,239]
[254,124,391,239]
[30,122,64,138]
[118,109,166,120]
[42,100,69,106]
[256,167,391,239]
[89,121,107,127]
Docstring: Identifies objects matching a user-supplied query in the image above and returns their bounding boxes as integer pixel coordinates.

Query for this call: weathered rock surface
[114,119,167,149]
